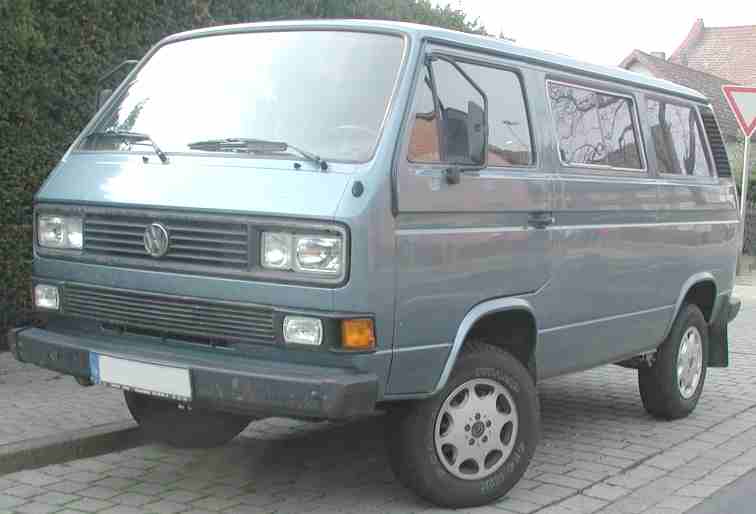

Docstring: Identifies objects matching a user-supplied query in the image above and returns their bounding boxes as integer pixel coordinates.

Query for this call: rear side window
[647,99,711,176]
[548,81,643,170]
[408,60,533,166]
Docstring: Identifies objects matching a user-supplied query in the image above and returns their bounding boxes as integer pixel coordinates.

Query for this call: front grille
[63,284,275,346]
[84,213,251,270]
[699,106,732,177]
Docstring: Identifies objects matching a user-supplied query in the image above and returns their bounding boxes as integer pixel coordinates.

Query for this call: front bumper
[7,326,378,420]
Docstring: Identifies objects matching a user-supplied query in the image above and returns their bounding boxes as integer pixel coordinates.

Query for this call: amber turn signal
[341,319,376,350]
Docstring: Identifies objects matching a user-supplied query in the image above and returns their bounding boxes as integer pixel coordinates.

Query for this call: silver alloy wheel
[434,378,519,480]
[677,326,703,399]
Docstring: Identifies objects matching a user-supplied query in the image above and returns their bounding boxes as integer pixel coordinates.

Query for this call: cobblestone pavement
[0,353,127,447]
[1,286,755,514]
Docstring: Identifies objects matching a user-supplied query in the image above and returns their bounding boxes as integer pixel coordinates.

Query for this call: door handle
[528,211,555,229]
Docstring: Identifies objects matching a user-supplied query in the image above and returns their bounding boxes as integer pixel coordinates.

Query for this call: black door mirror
[96,89,113,110]
[466,100,485,165]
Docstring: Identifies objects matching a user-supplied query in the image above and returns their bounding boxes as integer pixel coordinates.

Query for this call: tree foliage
[0,0,482,340]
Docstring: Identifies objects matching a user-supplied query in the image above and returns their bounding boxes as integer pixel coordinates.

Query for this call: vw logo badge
[144,222,169,258]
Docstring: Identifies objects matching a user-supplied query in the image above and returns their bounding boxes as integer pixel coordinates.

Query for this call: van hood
[37,153,353,219]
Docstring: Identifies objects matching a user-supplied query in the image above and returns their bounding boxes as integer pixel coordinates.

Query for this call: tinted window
[549,82,643,169]
[80,31,404,163]
[647,100,711,176]
[408,60,533,166]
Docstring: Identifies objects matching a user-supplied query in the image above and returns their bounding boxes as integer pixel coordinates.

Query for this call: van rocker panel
[8,327,378,420]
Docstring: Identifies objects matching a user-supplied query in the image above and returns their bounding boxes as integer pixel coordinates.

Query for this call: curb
[0,420,142,475]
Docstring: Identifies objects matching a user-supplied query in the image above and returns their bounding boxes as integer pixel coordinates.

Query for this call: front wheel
[386,342,540,508]
[638,303,709,420]
[124,392,255,448]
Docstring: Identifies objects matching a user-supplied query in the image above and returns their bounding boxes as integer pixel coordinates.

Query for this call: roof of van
[165,19,709,103]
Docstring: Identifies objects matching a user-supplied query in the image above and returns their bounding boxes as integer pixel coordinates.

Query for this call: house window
[548,81,643,170]
[647,99,711,176]
[408,59,533,166]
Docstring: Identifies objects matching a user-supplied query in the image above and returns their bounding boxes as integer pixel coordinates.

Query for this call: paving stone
[65,497,116,512]
[13,501,64,514]
[0,493,28,510]
[33,491,80,506]
[583,483,630,501]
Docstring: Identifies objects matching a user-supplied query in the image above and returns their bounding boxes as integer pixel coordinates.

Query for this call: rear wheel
[124,391,255,448]
[386,342,539,508]
[638,303,708,420]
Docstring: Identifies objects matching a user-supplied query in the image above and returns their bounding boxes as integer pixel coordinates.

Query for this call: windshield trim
[72,27,412,166]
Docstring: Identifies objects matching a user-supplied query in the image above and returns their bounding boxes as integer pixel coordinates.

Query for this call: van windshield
[79,31,405,163]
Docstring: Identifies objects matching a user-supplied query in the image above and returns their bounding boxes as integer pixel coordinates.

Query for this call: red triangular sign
[723,85,756,138]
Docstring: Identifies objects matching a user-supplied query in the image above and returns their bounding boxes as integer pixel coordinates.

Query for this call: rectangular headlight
[261,232,292,270]
[34,284,60,310]
[37,215,83,249]
[283,316,323,346]
[294,236,342,274]
[261,231,344,276]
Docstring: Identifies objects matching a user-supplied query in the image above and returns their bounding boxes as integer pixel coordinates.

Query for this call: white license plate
[91,354,192,401]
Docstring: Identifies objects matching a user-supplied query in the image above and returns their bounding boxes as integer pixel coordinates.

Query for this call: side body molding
[664,272,717,338]
[431,297,537,395]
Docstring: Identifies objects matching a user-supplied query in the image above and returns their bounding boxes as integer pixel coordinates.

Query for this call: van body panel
[38,153,352,220]
[388,44,557,394]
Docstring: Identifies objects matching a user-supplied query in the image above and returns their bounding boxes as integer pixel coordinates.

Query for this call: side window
[548,82,643,170]
[459,63,533,166]
[407,57,533,167]
[647,99,711,176]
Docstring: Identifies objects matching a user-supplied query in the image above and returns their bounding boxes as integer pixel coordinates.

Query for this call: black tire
[124,391,254,448]
[639,303,709,420]
[386,341,540,508]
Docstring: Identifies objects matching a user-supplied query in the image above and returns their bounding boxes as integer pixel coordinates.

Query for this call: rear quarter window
[647,99,711,177]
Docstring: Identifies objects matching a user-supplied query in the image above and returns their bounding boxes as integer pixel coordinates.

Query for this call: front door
[387,45,556,395]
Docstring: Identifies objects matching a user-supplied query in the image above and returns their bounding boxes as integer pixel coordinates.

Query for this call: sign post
[722,85,756,248]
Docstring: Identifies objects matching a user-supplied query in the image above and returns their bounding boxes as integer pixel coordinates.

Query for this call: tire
[386,341,540,508]
[638,303,709,420]
[124,391,254,448]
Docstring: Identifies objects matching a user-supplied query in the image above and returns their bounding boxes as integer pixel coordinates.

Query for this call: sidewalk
[0,354,128,448]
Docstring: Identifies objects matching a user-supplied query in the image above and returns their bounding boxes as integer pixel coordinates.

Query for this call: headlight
[294,236,343,274]
[261,232,292,270]
[37,215,83,250]
[261,231,343,276]
[34,284,60,310]
[283,316,323,346]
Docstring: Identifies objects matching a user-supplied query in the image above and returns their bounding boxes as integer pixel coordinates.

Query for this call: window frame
[406,50,537,170]
[546,78,648,175]
[644,94,715,180]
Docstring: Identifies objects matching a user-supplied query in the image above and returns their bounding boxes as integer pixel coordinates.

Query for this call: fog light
[283,316,323,346]
[34,284,60,310]
[341,319,375,350]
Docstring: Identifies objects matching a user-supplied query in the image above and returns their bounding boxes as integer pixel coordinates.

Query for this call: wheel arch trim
[664,272,718,339]
[431,297,537,395]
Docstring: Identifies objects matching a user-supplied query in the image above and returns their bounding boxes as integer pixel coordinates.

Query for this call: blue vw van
[9,20,741,507]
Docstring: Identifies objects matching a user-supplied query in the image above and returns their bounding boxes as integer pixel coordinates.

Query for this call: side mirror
[467,100,486,165]
[96,88,113,110]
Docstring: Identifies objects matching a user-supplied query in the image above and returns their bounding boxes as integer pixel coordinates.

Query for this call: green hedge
[0,0,481,344]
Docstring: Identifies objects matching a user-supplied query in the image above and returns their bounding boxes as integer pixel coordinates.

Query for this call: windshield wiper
[84,130,169,164]
[187,138,328,171]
